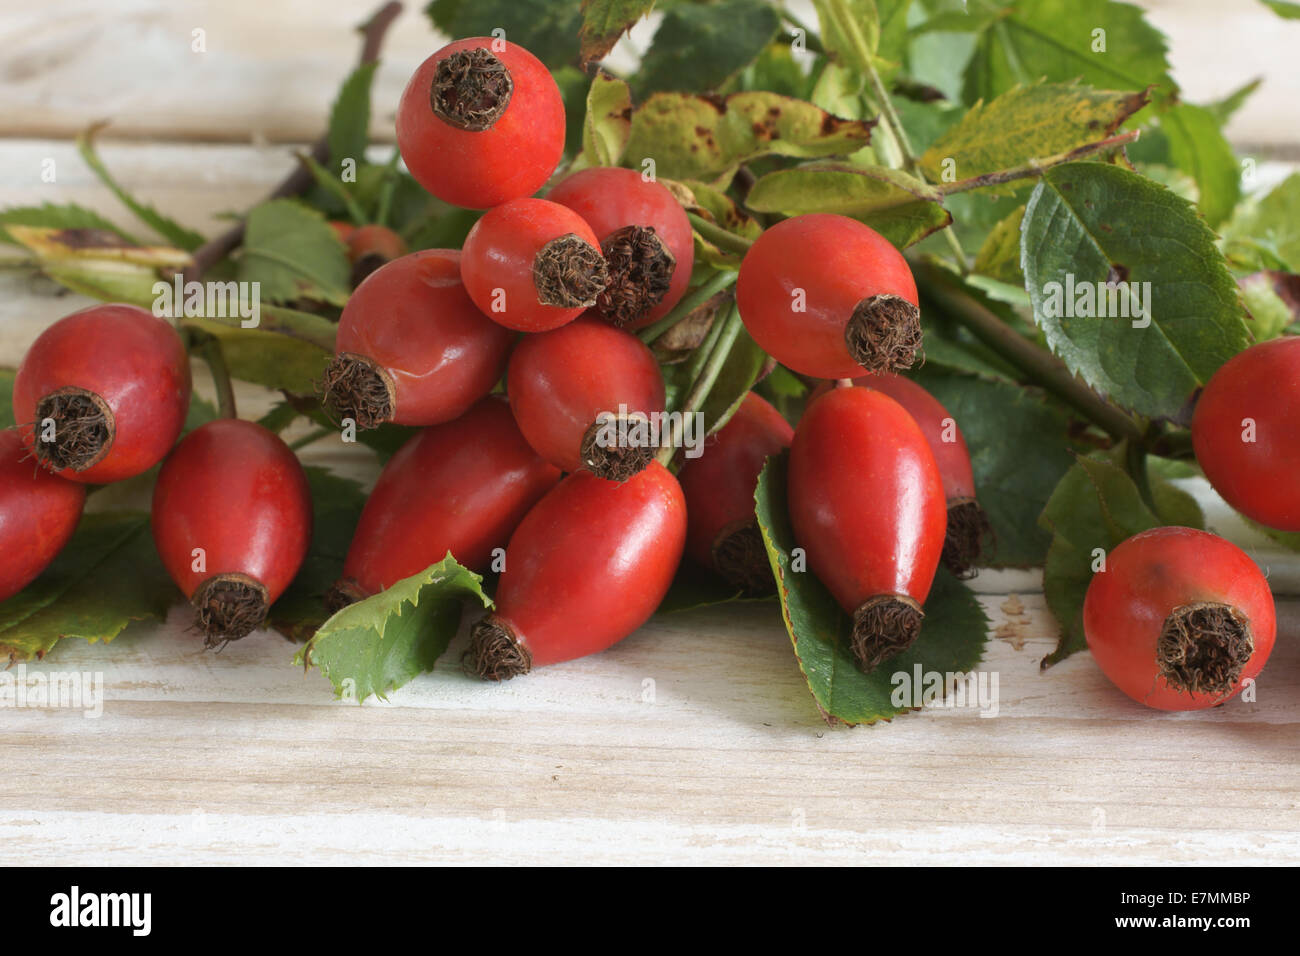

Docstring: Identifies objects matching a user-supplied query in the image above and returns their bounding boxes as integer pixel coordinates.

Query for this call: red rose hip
[396,37,564,209]
[0,428,86,602]
[152,419,313,646]
[13,304,190,483]
[788,386,946,671]
[321,249,513,430]
[467,462,686,678]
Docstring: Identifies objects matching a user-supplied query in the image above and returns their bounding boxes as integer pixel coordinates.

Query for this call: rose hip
[0,428,86,602]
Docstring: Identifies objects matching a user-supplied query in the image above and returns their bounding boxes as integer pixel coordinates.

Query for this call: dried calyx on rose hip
[1083,527,1276,710]
[320,249,512,430]
[466,462,686,680]
[327,397,560,609]
[678,392,792,595]
[0,428,86,603]
[546,167,695,329]
[737,214,921,379]
[152,420,313,647]
[506,317,666,481]
[396,37,564,209]
[12,304,191,483]
[460,198,609,332]
[788,386,946,672]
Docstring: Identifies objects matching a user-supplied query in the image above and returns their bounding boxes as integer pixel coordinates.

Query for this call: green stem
[639,270,738,344]
[1124,438,1156,511]
[657,305,743,467]
[288,427,333,452]
[687,213,754,256]
[915,261,1142,442]
[938,131,1141,196]
[200,337,237,420]
[680,303,730,388]
[374,147,402,228]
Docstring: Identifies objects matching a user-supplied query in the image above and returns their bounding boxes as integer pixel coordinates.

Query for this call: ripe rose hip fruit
[788,386,946,672]
[0,428,86,602]
[336,224,408,286]
[677,392,792,594]
[1083,527,1275,710]
[152,419,312,646]
[467,462,686,679]
[460,198,609,332]
[1191,336,1300,531]
[396,37,564,209]
[737,214,920,379]
[507,317,665,479]
[321,249,513,430]
[13,304,190,483]
[547,167,694,329]
[329,397,560,606]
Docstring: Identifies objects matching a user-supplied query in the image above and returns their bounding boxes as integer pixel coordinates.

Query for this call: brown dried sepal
[596,225,675,327]
[31,387,114,473]
[844,294,923,373]
[850,594,924,673]
[430,48,513,131]
[1156,601,1254,698]
[533,233,609,308]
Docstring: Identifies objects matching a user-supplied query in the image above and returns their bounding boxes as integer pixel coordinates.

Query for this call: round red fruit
[0,428,86,602]
[152,419,313,646]
[331,397,560,605]
[467,462,686,678]
[507,317,665,478]
[322,249,513,430]
[13,304,190,483]
[461,198,609,332]
[1191,336,1300,531]
[677,392,791,594]
[396,37,564,209]
[737,214,920,379]
[1083,527,1275,710]
[788,385,946,672]
[547,167,694,329]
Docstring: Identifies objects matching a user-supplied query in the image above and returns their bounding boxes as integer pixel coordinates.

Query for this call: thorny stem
[172,1,403,283]
[657,305,744,468]
[199,336,237,419]
[687,213,754,256]
[639,270,738,344]
[938,131,1141,196]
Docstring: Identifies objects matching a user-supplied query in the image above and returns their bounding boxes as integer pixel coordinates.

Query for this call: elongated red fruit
[330,397,561,605]
[546,167,694,329]
[1191,336,1300,531]
[737,214,920,378]
[788,386,946,672]
[0,428,86,601]
[13,304,190,483]
[1083,527,1275,710]
[461,198,609,333]
[397,37,564,209]
[677,392,792,593]
[321,249,513,430]
[152,419,312,646]
[467,462,686,678]
[507,317,666,479]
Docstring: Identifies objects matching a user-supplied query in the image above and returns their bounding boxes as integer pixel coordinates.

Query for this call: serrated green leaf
[1160,102,1241,228]
[1021,163,1251,423]
[577,72,633,168]
[579,0,655,65]
[625,91,875,184]
[972,204,1025,282]
[1206,78,1260,126]
[237,199,351,307]
[296,556,492,703]
[918,82,1150,191]
[327,62,377,169]
[0,513,176,663]
[746,163,951,248]
[1221,173,1300,273]
[425,0,583,68]
[634,0,780,96]
[0,203,139,247]
[180,317,330,394]
[755,452,988,725]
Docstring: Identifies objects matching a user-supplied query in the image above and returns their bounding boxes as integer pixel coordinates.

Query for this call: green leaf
[754,452,988,725]
[1020,163,1251,423]
[972,204,1024,282]
[1037,454,1161,666]
[0,512,176,663]
[918,82,1150,191]
[911,370,1077,568]
[296,152,367,226]
[180,317,330,394]
[268,468,367,643]
[1261,0,1300,18]
[327,62,378,168]
[811,0,881,73]
[425,0,583,69]
[295,556,492,703]
[634,0,780,96]
[1241,276,1294,342]
[579,0,655,65]
[237,199,351,307]
[963,0,1175,105]
[746,163,951,249]
[0,203,138,246]
[1206,78,1260,126]
[76,125,205,251]
[1160,103,1241,228]
[1221,173,1300,273]
[578,72,633,168]
[657,563,765,614]
[624,91,875,184]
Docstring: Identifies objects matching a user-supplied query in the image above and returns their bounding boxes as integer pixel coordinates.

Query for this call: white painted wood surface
[1,2,1298,865]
